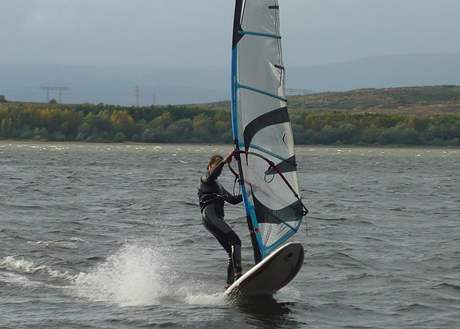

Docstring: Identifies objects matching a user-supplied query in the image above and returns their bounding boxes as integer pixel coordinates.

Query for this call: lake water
[0,142,459,328]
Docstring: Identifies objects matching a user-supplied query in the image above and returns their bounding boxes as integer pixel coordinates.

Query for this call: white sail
[231,0,307,261]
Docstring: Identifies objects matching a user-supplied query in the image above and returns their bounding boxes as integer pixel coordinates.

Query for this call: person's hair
[208,154,223,168]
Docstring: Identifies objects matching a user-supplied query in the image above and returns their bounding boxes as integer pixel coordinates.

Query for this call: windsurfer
[198,152,243,287]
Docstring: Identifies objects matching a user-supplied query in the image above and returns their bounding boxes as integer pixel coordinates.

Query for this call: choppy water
[0,142,459,329]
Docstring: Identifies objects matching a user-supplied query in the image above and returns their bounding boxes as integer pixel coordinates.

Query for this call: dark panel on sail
[243,107,289,150]
[253,195,304,224]
[265,155,297,175]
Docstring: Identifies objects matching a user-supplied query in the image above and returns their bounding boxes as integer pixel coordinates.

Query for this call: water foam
[73,244,225,307]
[0,272,40,287]
[0,247,226,306]
[0,256,46,273]
[0,256,76,281]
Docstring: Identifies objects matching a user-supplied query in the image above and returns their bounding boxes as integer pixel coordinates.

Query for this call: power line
[40,86,69,103]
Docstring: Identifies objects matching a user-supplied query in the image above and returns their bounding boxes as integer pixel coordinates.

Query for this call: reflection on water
[235,297,301,329]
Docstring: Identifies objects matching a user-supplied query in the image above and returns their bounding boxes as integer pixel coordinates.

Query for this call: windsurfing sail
[230,0,307,262]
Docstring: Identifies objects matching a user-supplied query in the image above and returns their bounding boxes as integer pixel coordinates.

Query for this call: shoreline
[1,139,459,150]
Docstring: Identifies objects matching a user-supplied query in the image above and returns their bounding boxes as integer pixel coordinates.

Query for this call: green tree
[150,112,173,131]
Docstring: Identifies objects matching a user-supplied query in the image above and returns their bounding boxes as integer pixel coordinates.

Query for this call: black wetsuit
[198,162,243,285]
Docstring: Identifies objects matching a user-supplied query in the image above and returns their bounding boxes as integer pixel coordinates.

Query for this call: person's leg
[202,207,243,284]
[202,207,235,285]
[226,231,242,280]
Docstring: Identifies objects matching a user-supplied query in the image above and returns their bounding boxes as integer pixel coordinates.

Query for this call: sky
[1,0,460,68]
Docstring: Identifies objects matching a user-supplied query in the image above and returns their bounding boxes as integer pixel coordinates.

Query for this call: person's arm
[222,151,234,164]
[201,151,235,183]
[201,160,225,183]
[222,187,243,205]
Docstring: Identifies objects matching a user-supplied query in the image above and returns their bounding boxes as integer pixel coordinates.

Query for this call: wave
[0,272,41,287]
[309,216,347,221]
[433,282,460,297]
[330,252,371,270]
[28,237,88,249]
[363,236,385,242]
[0,256,76,281]
[394,303,440,313]
[2,203,43,210]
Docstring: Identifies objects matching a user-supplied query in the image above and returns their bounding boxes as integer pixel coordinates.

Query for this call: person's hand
[223,150,235,163]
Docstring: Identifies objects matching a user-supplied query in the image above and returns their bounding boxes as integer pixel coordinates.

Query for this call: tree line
[0,103,459,146]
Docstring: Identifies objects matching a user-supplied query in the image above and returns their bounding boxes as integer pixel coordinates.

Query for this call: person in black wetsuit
[198,152,243,287]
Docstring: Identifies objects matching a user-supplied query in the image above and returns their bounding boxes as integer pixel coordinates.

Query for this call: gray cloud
[1,0,460,68]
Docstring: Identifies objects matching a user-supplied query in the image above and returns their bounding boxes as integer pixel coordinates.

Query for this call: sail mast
[232,0,263,264]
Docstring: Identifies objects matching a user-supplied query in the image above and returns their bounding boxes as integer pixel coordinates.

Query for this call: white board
[225,242,304,298]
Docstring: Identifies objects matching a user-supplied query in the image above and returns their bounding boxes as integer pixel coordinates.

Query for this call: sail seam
[237,83,287,102]
[239,30,281,39]
[238,142,291,163]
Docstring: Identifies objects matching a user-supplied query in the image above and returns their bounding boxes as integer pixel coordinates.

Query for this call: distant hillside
[289,85,460,115]
[198,85,460,116]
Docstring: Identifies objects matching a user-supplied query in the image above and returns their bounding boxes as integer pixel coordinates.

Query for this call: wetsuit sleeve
[201,161,225,183]
[222,187,243,205]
